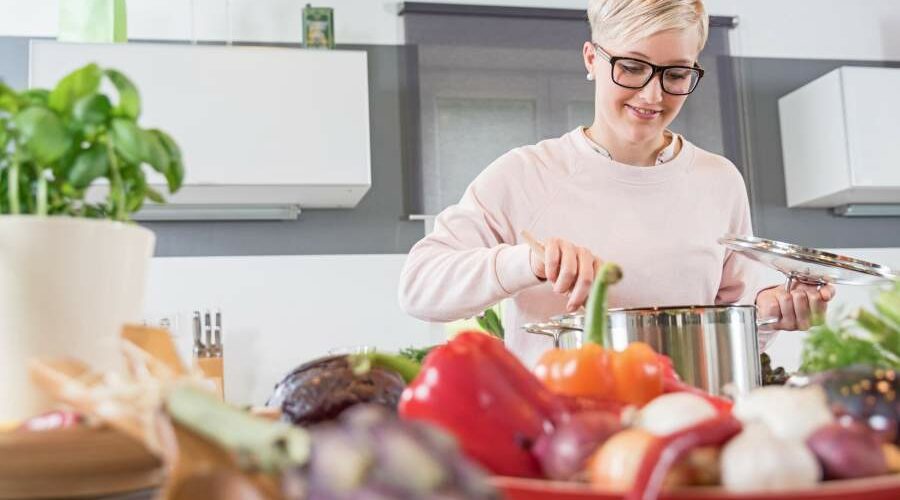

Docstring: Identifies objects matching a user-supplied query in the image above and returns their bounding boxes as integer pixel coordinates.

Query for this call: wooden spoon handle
[520,230,545,261]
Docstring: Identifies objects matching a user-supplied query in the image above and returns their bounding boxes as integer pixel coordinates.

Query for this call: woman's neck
[585,123,668,167]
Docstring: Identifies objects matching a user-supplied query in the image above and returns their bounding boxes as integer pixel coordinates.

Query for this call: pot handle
[523,322,581,348]
[757,317,779,330]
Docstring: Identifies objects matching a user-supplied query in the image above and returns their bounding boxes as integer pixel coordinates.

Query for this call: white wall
[1,0,404,45]
[0,0,733,47]
[143,254,440,407]
[729,0,900,61]
[4,0,898,60]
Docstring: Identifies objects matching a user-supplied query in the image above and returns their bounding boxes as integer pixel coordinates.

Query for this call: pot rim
[611,304,757,313]
[553,304,758,322]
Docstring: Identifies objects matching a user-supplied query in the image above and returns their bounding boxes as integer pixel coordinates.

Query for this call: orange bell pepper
[534,342,614,398]
[534,262,665,406]
[611,341,663,406]
[534,263,622,398]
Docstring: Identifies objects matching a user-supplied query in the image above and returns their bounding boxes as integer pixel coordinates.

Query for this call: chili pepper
[662,376,734,414]
[557,393,629,417]
[626,413,742,500]
[398,332,549,477]
[656,353,679,383]
[653,351,734,413]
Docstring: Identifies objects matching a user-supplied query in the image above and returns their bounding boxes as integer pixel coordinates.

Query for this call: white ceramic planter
[0,216,155,422]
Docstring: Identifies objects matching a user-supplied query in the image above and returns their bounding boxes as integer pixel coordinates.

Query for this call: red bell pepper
[626,413,742,500]
[453,330,568,420]
[398,331,553,478]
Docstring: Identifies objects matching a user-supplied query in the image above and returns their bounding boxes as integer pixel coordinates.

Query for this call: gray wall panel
[0,37,28,89]
[738,57,900,248]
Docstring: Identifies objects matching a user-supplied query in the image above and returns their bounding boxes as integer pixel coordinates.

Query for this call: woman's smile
[625,103,663,121]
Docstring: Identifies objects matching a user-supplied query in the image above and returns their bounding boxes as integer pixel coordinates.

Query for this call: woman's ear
[582,41,596,80]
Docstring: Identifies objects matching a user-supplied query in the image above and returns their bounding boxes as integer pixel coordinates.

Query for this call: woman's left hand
[756,284,836,331]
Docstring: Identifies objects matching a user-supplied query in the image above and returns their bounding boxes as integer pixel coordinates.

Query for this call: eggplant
[809,365,900,444]
[268,355,406,427]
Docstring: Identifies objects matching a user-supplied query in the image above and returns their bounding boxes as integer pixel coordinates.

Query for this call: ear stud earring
[586,73,594,81]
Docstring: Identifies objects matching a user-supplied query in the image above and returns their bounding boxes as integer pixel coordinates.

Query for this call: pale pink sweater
[399,128,770,366]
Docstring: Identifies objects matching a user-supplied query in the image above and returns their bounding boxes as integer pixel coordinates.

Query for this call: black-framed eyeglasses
[592,43,704,96]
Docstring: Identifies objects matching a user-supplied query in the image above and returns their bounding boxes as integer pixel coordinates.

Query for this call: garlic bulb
[732,386,833,442]
[721,423,821,492]
[634,392,718,436]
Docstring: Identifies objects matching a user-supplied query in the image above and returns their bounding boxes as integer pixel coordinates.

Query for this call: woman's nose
[637,73,664,103]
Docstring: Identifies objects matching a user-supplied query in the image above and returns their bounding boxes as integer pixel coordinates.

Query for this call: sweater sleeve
[714,168,780,350]
[398,152,543,322]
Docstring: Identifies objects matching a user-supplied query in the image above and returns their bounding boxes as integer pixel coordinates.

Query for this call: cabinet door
[842,67,900,187]
[419,69,543,213]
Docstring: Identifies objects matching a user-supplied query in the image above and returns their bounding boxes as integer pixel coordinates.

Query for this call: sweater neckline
[568,127,694,185]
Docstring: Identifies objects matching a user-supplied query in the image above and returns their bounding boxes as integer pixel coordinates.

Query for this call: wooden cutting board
[0,425,164,499]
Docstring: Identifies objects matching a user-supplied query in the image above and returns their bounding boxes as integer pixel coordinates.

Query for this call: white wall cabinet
[29,40,372,214]
[778,66,900,208]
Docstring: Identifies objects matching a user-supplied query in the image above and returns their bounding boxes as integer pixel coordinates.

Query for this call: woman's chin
[619,125,664,145]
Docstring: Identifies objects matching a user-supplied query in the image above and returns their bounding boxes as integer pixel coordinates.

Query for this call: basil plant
[0,63,183,221]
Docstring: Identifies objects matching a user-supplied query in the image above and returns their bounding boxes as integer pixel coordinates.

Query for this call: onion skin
[807,422,889,480]
[533,411,622,481]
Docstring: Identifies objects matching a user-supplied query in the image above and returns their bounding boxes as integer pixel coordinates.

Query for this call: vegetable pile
[251,274,900,499]
[389,270,900,498]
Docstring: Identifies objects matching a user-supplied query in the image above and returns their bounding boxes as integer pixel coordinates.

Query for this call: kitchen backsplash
[142,254,441,407]
[144,248,900,406]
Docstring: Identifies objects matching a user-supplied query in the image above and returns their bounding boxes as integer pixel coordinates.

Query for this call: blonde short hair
[587,0,709,51]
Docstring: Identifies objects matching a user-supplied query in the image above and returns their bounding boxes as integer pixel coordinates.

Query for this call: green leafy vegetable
[399,346,437,364]
[476,308,505,340]
[800,280,900,373]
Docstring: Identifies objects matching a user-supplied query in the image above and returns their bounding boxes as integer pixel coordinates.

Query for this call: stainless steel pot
[525,305,774,396]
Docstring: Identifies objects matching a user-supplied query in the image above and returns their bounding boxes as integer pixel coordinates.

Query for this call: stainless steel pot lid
[718,234,898,287]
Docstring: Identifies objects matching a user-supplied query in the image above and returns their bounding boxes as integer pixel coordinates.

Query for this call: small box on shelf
[303,4,335,49]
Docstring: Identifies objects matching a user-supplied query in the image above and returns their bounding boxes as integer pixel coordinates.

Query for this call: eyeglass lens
[612,59,700,95]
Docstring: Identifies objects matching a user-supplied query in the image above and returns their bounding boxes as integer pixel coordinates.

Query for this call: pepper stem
[350,352,422,384]
[583,262,623,346]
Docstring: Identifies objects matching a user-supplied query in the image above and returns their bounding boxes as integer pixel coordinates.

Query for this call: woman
[398,0,833,367]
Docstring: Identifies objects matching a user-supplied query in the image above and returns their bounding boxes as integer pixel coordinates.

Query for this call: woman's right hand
[529,237,605,313]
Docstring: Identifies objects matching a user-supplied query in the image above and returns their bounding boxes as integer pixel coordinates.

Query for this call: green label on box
[303,5,334,49]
